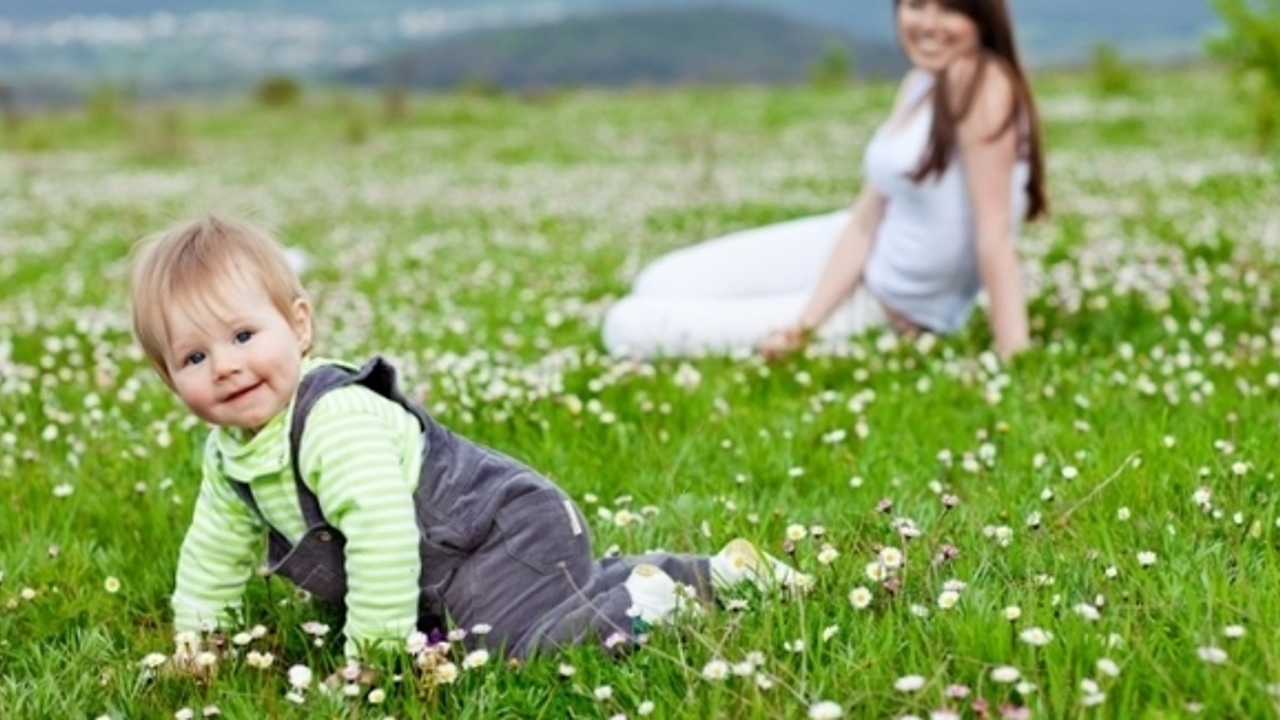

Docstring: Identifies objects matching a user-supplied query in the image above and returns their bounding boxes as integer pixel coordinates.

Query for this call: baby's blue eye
[234,330,254,344]
[184,351,206,367]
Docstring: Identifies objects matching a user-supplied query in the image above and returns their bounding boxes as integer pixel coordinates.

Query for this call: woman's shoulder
[947,52,1015,99]
[945,52,1019,136]
[890,69,934,111]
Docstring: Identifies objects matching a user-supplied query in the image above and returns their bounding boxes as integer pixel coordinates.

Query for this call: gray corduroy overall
[229,357,713,657]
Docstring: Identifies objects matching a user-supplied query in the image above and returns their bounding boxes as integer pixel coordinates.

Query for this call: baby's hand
[324,660,378,689]
[165,630,223,682]
[166,650,220,682]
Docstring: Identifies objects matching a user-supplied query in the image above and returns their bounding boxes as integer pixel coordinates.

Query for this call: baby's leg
[706,539,814,593]
[510,543,813,657]
[440,487,597,656]
[596,554,714,600]
[512,556,709,656]
[433,490,712,656]
[601,542,813,598]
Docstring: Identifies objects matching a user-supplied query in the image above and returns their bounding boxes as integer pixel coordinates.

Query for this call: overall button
[318,531,333,543]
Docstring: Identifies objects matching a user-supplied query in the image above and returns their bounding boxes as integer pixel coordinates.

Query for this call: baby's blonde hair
[130,215,311,389]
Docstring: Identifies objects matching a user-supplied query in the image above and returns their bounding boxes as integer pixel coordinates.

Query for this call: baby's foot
[711,538,813,593]
[624,563,679,625]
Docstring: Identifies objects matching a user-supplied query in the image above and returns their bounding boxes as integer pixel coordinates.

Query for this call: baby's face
[163,275,311,433]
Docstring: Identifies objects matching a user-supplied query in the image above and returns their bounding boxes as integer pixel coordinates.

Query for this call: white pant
[602,211,887,357]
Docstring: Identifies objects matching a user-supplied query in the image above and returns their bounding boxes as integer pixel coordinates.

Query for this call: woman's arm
[761,73,934,359]
[761,183,887,359]
[953,58,1031,360]
[797,184,887,331]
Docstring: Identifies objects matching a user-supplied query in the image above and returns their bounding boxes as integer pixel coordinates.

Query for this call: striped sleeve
[299,385,423,658]
[171,439,263,637]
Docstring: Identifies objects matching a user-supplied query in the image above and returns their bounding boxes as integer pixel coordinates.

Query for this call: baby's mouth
[224,382,262,403]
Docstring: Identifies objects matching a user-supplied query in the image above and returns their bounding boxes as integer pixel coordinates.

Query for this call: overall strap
[228,478,293,549]
[287,356,431,526]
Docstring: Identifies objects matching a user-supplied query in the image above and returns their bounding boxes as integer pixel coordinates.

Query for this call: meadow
[1,65,1278,718]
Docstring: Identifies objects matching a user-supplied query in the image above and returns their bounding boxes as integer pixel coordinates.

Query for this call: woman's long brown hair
[897,0,1047,220]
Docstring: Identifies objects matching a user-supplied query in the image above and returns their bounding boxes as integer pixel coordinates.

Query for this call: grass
[2,65,1279,718]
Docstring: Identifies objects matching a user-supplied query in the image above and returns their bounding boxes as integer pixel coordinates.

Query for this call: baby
[129,215,809,660]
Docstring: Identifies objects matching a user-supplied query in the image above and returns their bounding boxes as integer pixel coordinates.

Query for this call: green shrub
[382,85,410,121]
[808,43,854,88]
[457,75,504,97]
[133,105,187,163]
[1090,42,1140,97]
[0,82,19,138]
[16,121,54,151]
[345,113,370,145]
[85,82,135,127]
[1207,0,1280,148]
[325,90,372,145]
[253,74,303,107]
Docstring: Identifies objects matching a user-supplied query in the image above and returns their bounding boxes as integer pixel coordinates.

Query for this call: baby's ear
[291,298,313,351]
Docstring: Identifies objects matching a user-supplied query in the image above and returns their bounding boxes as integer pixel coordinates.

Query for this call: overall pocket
[272,526,348,605]
[493,487,592,577]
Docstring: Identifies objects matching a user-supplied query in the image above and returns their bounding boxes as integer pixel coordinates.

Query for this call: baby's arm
[302,387,423,659]
[172,442,263,644]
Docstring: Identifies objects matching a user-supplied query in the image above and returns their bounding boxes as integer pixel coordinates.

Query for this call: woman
[602,0,1047,361]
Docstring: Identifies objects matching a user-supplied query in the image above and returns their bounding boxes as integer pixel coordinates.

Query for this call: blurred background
[0,0,1218,107]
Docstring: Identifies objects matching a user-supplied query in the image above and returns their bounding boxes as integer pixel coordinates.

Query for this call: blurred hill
[0,0,1219,105]
[1,0,1218,59]
[2,0,1217,54]
[336,7,905,90]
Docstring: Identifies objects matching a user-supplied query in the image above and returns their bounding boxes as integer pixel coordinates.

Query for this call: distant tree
[457,75,503,97]
[382,85,410,121]
[134,105,188,163]
[383,54,415,120]
[0,81,18,135]
[1207,0,1280,148]
[1090,42,1141,97]
[345,113,370,145]
[86,82,135,127]
[253,75,303,107]
[809,43,854,88]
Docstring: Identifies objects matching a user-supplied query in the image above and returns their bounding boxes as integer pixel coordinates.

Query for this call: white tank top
[862,71,1030,333]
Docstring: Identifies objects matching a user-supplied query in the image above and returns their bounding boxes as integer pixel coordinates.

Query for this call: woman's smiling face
[895,0,981,72]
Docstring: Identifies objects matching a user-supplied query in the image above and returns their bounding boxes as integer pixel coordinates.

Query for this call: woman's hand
[759,325,812,362]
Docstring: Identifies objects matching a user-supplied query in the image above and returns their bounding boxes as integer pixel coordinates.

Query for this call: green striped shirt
[172,357,424,658]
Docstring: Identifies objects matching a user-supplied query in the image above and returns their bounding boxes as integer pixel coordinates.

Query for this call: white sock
[712,538,813,593]
[624,563,679,624]
[711,538,764,590]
